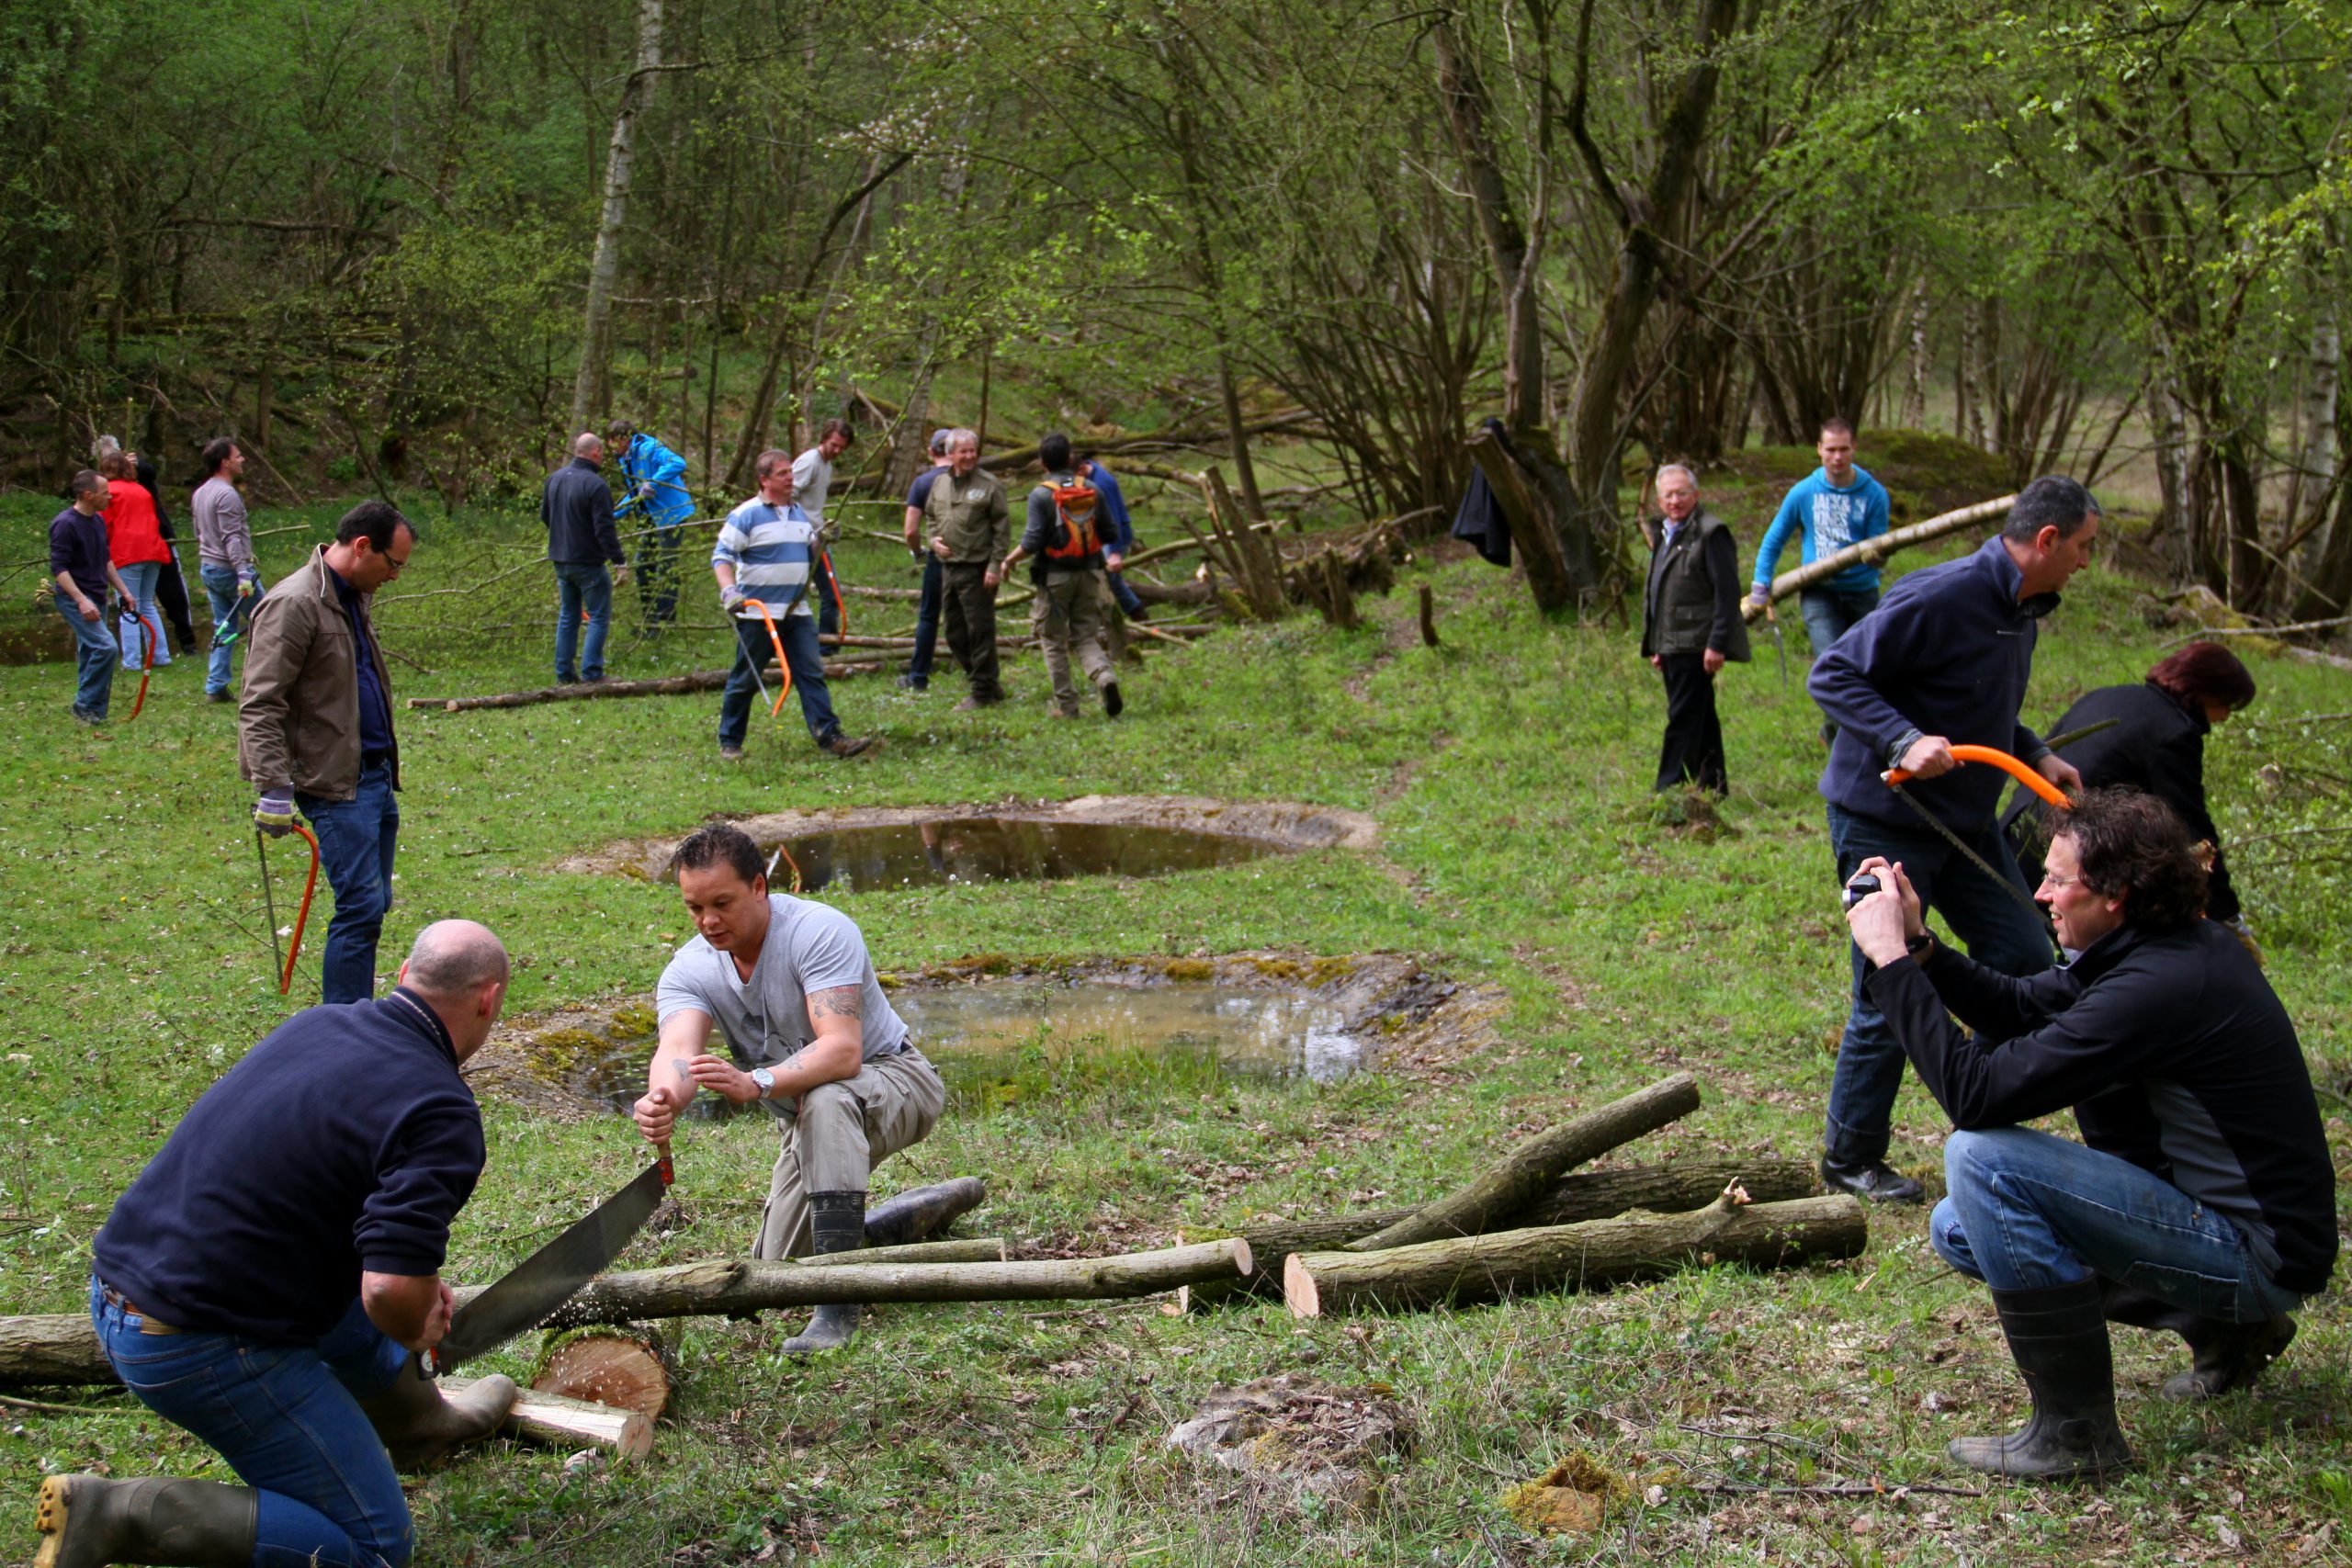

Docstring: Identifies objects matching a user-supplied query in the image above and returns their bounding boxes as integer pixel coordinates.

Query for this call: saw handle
[1884,743,2071,810]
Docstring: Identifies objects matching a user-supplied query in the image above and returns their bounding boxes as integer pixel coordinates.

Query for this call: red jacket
[104,479,171,569]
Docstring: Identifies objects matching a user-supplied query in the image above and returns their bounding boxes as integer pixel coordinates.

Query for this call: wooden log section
[799,1235,1007,1267]
[1743,495,2016,620]
[1285,1194,1866,1317]
[1179,1158,1816,1310]
[442,1375,654,1461]
[1347,1074,1702,1252]
[531,1327,673,1420]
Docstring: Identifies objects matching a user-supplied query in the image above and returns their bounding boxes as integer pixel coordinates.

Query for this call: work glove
[720,583,747,613]
[254,790,298,839]
[237,575,256,598]
[638,482,657,502]
[1747,586,1770,609]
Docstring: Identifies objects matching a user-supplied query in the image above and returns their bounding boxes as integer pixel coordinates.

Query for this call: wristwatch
[750,1066,776,1100]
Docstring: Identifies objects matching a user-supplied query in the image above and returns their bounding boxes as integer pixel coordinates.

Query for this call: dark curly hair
[669,822,766,886]
[2056,786,2210,932]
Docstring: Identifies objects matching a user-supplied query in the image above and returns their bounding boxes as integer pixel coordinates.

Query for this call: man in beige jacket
[238,501,413,1003]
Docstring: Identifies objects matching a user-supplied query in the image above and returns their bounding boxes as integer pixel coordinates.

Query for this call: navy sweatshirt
[1866,919,2336,1295]
[1810,536,2054,832]
[93,989,485,1343]
[541,457,625,565]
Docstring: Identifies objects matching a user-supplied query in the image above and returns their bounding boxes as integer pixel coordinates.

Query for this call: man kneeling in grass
[632,824,980,1353]
[1845,787,2334,1480]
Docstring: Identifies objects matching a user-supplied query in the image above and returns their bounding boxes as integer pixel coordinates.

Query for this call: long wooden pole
[1744,495,2017,620]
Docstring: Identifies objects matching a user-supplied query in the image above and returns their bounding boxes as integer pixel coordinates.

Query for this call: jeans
[816,549,843,640]
[906,556,944,684]
[553,561,613,682]
[201,562,260,696]
[1930,1127,2306,1320]
[92,1280,414,1568]
[718,612,840,750]
[1105,569,1145,617]
[634,527,682,626]
[116,559,170,667]
[1822,803,2052,1166]
[297,762,400,1004]
[1797,584,1880,659]
[58,593,119,717]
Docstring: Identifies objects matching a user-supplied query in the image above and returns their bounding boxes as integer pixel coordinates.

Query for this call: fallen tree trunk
[797,1235,1006,1267]
[1745,495,2016,619]
[1180,1157,1815,1309]
[1347,1074,1702,1251]
[445,1374,654,1461]
[1286,1194,1865,1317]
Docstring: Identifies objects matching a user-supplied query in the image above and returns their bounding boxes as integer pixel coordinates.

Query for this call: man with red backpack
[1002,432,1125,719]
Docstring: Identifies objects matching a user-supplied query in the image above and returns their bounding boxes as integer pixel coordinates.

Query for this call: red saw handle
[278,823,321,995]
[1885,743,2071,809]
[125,613,161,721]
[740,599,793,716]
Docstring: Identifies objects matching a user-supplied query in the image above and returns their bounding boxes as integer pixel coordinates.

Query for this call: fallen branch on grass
[1744,497,2017,620]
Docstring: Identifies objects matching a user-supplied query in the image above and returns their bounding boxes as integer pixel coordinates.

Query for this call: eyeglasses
[2041,874,2086,889]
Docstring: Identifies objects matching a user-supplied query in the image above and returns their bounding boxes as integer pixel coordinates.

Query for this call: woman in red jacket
[99,447,173,667]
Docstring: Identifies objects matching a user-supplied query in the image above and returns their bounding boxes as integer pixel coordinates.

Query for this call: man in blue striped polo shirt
[712,449,876,761]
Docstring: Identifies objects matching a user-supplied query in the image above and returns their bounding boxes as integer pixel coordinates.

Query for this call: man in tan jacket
[238,501,414,1003]
[922,429,1011,709]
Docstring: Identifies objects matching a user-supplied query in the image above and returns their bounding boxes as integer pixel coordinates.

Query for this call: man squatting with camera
[1843,786,2335,1481]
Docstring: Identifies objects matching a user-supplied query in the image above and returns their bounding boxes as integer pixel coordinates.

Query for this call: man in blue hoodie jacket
[1804,476,2095,1202]
[608,420,695,627]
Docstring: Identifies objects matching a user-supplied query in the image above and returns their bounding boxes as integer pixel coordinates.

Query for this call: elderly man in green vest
[1640,464,1749,794]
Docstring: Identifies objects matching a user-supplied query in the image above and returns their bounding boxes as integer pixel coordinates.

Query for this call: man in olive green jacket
[922,429,1012,708]
[1640,465,1749,794]
[238,502,414,1003]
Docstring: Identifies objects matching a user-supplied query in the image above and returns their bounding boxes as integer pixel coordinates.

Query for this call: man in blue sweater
[607,419,695,627]
[40,921,519,1568]
[1750,420,1890,740]
[1805,477,2095,1202]
[541,433,628,683]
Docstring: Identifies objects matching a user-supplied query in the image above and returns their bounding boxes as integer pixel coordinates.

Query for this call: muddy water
[765,819,1281,894]
[562,979,1366,1119]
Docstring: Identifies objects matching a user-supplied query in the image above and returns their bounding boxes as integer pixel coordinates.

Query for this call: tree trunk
[1346,1074,1700,1251]
[1903,281,1928,429]
[2293,376,2352,621]
[1285,1195,1866,1316]
[1180,1157,1816,1309]
[1464,422,1576,612]
[567,0,664,434]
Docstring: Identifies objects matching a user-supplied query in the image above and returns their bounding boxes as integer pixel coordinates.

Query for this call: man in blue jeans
[39,921,519,1567]
[240,502,415,1003]
[713,449,875,761]
[1845,789,2332,1479]
[541,432,628,683]
[192,437,263,702]
[1807,477,2097,1202]
[898,429,954,690]
[48,469,132,725]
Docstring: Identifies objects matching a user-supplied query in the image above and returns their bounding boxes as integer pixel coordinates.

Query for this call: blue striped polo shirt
[713,497,818,619]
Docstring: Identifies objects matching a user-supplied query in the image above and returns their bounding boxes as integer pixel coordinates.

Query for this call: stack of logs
[0,1075,1860,1460]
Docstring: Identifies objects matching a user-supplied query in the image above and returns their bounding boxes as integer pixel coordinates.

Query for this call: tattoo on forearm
[808,986,862,1023]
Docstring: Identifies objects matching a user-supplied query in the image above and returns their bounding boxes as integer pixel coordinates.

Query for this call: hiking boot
[820,732,876,759]
[205,688,232,704]
[2163,1314,2297,1402]
[782,1191,866,1356]
[71,707,103,727]
[865,1178,987,1248]
[952,695,999,713]
[33,1474,257,1568]
[1049,705,1080,720]
[1101,680,1124,718]
[718,745,745,762]
[1948,1277,2133,1481]
[1819,1155,1924,1204]
[895,674,928,692]
[357,1357,518,1470]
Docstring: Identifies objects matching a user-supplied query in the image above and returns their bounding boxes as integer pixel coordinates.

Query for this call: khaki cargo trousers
[753,1046,946,1259]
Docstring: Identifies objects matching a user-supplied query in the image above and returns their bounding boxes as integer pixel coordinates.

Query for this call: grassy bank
[0,471,2344,1566]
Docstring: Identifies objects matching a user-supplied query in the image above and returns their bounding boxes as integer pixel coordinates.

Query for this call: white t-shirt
[655,895,909,1117]
[790,448,833,527]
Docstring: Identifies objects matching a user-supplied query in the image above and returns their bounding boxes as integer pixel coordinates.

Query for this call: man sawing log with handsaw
[37,923,521,1568]
[1805,476,2098,1207]
[633,824,983,1355]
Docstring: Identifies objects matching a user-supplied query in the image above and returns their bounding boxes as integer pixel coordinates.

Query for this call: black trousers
[1655,652,1726,794]
[941,561,1002,702]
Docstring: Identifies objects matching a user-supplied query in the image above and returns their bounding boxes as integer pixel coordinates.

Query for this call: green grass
[0,476,2344,1567]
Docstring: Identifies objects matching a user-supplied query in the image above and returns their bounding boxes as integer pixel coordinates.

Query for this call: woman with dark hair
[2006,640,2255,924]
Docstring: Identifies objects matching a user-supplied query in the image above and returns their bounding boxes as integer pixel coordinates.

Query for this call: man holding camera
[1805,477,2097,1201]
[1845,788,2332,1479]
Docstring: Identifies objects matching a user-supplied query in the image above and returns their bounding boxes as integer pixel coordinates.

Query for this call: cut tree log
[445,1374,654,1461]
[530,1326,673,1420]
[1285,1194,1866,1316]
[1744,496,2016,619]
[798,1236,1007,1266]
[1179,1157,1816,1310]
[1347,1074,1702,1252]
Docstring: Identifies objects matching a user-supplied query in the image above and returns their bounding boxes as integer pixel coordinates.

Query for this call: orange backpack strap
[1043,479,1102,559]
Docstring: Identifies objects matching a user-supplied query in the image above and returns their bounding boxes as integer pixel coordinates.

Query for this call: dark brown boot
[358,1355,518,1470]
[33,1474,256,1568]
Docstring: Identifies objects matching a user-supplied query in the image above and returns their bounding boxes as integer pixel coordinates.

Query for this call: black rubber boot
[2164,1315,2297,1402]
[1948,1277,2134,1481]
[865,1178,987,1248]
[33,1474,258,1568]
[782,1190,866,1355]
[357,1354,518,1470]
[2100,1280,2199,1335]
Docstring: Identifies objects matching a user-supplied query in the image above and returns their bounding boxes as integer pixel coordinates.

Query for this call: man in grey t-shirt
[632,824,972,1354]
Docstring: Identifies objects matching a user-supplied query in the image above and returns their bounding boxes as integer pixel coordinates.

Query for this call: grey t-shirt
[655,895,908,1117]
[191,476,253,572]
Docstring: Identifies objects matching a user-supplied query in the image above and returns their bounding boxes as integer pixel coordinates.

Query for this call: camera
[1842,873,1882,910]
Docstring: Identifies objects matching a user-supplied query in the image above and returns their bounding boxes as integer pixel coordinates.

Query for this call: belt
[97,1278,182,1336]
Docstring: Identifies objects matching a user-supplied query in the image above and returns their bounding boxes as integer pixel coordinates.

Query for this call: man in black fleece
[1846,788,2335,1481]
[39,922,521,1568]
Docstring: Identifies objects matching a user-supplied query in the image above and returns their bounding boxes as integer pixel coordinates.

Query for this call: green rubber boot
[33,1474,257,1568]
[782,1190,867,1355]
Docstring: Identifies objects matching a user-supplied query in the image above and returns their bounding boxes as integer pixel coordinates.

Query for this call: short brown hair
[69,468,106,499]
[669,823,766,886]
[96,449,130,479]
[1819,417,1855,441]
[2057,786,2210,933]
[817,417,854,446]
[2147,641,2256,713]
[755,448,795,479]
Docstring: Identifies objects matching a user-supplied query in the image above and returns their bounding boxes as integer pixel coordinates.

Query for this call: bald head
[572,432,605,462]
[402,920,509,998]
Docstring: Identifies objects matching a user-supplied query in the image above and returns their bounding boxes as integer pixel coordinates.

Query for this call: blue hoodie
[1753,466,1890,594]
[617,433,695,529]
[1809,536,2055,832]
